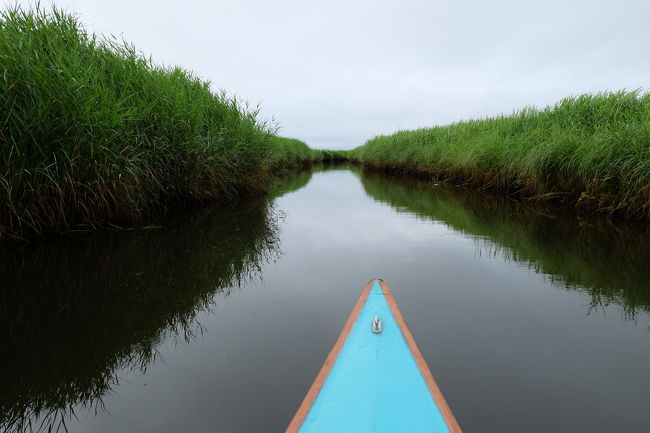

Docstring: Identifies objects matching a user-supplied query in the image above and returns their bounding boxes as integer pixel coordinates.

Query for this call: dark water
[2,167,650,433]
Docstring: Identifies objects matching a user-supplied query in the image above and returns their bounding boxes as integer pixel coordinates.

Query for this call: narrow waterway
[2,166,650,433]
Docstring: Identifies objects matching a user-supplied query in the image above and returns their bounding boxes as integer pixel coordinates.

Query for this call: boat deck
[287,280,461,433]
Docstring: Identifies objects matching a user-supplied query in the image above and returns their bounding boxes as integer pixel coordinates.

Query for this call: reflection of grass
[269,137,353,169]
[271,169,314,198]
[353,92,650,219]
[0,197,281,432]
[269,162,354,198]
[360,172,650,316]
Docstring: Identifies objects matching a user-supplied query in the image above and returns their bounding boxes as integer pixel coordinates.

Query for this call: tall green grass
[0,6,322,240]
[320,148,354,162]
[269,136,320,167]
[353,92,650,218]
[268,137,352,167]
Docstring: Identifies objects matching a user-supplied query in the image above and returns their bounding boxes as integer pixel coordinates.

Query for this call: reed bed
[353,92,650,219]
[269,136,320,167]
[0,6,321,240]
[269,137,352,167]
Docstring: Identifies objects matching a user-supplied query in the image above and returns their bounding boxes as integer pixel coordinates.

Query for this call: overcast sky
[6,0,650,149]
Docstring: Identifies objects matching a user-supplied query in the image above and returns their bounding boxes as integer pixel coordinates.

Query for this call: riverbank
[0,7,321,241]
[269,137,352,169]
[350,91,650,220]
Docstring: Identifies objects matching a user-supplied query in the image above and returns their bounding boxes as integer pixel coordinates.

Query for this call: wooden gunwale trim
[379,279,463,433]
[284,280,374,433]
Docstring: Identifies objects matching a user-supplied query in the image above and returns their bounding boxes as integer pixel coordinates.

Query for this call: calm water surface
[2,167,650,432]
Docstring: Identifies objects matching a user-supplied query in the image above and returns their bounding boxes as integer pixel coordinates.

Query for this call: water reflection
[0,198,280,433]
[359,171,650,317]
[270,169,313,197]
[270,163,350,198]
[2,167,650,433]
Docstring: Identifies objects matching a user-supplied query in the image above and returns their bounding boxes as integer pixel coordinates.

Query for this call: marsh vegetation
[0,6,320,241]
[352,92,650,219]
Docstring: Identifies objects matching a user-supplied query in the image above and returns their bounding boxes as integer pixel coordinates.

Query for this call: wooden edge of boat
[284,280,374,433]
[284,279,462,433]
[378,279,462,433]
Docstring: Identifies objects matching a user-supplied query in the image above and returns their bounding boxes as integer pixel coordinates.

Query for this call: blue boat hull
[286,280,461,433]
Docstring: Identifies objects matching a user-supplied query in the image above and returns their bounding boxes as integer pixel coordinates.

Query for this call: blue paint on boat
[298,280,451,433]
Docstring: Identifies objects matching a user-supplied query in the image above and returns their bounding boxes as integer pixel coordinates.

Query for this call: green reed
[353,91,650,219]
[269,136,320,167]
[0,6,321,240]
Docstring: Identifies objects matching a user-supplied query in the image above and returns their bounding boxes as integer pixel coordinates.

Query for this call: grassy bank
[0,6,319,241]
[269,136,321,168]
[269,137,353,168]
[352,92,650,219]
